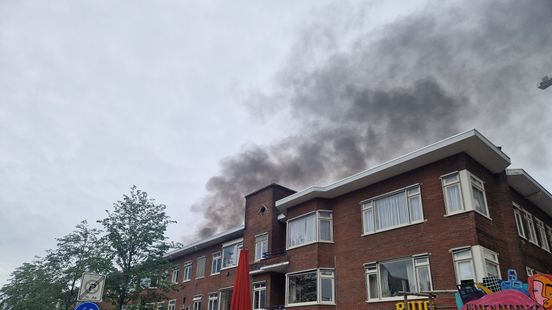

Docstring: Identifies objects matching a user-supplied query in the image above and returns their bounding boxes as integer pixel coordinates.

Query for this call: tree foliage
[99,185,177,310]
[0,186,177,310]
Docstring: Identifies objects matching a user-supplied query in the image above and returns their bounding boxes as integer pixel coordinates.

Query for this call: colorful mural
[455,269,552,310]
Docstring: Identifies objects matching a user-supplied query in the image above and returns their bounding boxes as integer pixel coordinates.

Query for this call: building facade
[147,130,552,310]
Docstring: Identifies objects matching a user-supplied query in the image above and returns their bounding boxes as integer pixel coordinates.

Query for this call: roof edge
[165,225,245,259]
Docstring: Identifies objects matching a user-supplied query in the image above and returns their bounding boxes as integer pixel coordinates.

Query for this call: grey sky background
[1,0,551,286]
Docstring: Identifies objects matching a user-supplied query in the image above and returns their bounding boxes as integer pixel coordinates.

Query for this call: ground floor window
[286,269,335,305]
[219,287,233,310]
[192,296,202,310]
[365,254,432,300]
[207,293,218,310]
[168,299,176,310]
[253,282,267,310]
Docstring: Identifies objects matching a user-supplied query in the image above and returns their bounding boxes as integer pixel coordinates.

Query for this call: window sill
[286,302,335,308]
[220,265,237,271]
[183,279,191,283]
[361,220,426,236]
[286,240,334,251]
[210,272,220,276]
[444,209,492,221]
[195,276,204,280]
[366,296,428,303]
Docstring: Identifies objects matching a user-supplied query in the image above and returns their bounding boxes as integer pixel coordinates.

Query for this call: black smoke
[192,0,552,238]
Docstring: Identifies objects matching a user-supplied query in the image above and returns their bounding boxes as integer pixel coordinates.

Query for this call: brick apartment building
[143,129,552,310]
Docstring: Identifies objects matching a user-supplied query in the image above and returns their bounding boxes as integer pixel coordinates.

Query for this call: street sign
[75,302,100,310]
[77,273,106,302]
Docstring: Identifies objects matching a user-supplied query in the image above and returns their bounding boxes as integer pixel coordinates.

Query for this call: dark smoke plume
[192,0,552,239]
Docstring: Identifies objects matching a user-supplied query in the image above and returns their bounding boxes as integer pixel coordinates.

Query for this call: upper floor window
[192,296,202,310]
[523,210,539,245]
[171,266,179,283]
[183,261,192,282]
[535,218,550,252]
[196,256,206,278]
[365,254,432,301]
[207,293,218,310]
[287,269,335,306]
[211,252,222,275]
[255,233,268,261]
[287,211,333,249]
[361,185,423,235]
[513,204,526,238]
[441,170,489,218]
[168,299,176,310]
[222,239,243,269]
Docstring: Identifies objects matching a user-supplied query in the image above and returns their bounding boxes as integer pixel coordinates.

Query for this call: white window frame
[196,256,206,279]
[286,210,334,250]
[513,203,526,239]
[451,245,500,283]
[192,296,202,310]
[547,225,552,252]
[523,210,539,245]
[171,266,179,284]
[156,302,164,310]
[361,184,424,235]
[168,299,176,310]
[211,252,222,275]
[364,254,432,302]
[285,269,335,306]
[218,286,233,310]
[183,261,192,282]
[253,282,267,310]
[255,233,269,262]
[221,239,243,270]
[452,248,476,284]
[207,293,218,310]
[441,170,490,219]
[535,218,550,252]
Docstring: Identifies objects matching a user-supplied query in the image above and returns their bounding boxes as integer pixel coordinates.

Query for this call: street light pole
[538,75,552,90]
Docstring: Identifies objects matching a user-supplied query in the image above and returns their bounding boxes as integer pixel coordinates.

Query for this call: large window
[523,210,539,245]
[535,219,550,252]
[207,294,218,310]
[451,246,500,284]
[365,255,432,301]
[222,239,243,269]
[255,234,268,261]
[362,185,423,234]
[287,211,333,249]
[441,171,489,217]
[211,252,222,275]
[287,269,335,305]
[219,288,233,310]
[253,283,267,310]
[183,261,192,282]
[196,256,206,278]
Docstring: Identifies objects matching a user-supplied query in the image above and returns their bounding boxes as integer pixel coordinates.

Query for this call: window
[219,288,233,310]
[442,173,464,213]
[157,302,164,310]
[452,246,500,284]
[207,294,218,310]
[222,239,243,269]
[168,299,176,310]
[441,171,489,217]
[362,185,423,234]
[287,211,333,249]
[211,252,222,275]
[535,219,550,252]
[196,256,206,278]
[183,261,192,282]
[547,226,552,251]
[253,283,267,310]
[523,211,539,245]
[513,204,526,238]
[171,266,180,283]
[287,269,335,305]
[255,234,268,261]
[365,255,432,301]
[452,249,475,282]
[145,303,155,310]
[192,296,202,310]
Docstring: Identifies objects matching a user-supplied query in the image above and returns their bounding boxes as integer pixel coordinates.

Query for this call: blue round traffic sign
[75,302,100,310]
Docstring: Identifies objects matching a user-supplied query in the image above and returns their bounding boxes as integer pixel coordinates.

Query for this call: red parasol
[230,249,252,310]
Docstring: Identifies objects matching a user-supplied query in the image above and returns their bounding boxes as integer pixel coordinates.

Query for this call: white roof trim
[165,225,244,259]
[276,129,510,211]
[507,169,552,217]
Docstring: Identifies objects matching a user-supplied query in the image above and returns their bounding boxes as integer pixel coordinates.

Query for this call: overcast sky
[1,0,551,286]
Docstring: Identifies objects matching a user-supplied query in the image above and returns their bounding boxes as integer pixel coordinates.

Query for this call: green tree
[46,220,111,310]
[0,258,63,310]
[99,186,176,310]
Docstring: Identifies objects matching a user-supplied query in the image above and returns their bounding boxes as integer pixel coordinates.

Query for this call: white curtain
[376,192,408,230]
[446,185,462,212]
[406,263,416,292]
[289,214,316,247]
[409,196,422,222]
